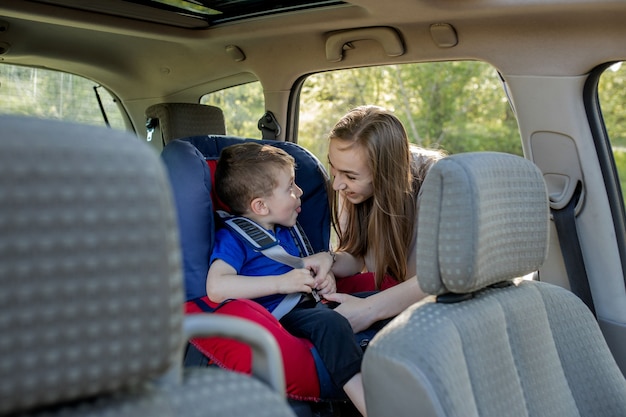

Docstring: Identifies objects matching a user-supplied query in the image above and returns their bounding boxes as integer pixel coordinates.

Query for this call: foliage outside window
[0,64,125,129]
[200,82,265,138]
[298,61,522,162]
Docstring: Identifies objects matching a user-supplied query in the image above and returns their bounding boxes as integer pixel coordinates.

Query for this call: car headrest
[146,103,226,144]
[0,115,184,414]
[416,151,550,296]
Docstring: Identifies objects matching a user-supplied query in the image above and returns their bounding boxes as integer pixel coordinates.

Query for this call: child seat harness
[217,210,318,320]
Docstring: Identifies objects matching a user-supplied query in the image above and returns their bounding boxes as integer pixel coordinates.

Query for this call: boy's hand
[278,268,317,294]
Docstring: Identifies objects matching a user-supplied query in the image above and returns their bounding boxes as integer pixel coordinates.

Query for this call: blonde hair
[215,142,295,215]
[329,106,444,287]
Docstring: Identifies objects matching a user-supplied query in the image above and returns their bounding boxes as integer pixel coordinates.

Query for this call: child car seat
[161,135,342,402]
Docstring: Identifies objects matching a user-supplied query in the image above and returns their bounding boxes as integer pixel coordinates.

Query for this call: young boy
[206,142,367,416]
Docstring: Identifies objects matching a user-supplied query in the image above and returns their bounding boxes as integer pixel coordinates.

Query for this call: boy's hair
[215,142,295,215]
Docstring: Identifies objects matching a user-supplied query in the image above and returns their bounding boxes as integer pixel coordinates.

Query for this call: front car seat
[145,102,226,145]
[0,115,294,417]
[362,151,626,417]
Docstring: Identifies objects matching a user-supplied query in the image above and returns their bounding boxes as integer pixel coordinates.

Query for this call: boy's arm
[206,259,317,303]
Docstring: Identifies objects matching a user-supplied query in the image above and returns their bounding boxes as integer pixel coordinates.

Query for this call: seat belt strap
[270,293,303,321]
[291,222,314,259]
[217,211,316,319]
[551,182,596,316]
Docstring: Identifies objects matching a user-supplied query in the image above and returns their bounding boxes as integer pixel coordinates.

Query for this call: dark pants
[280,300,363,388]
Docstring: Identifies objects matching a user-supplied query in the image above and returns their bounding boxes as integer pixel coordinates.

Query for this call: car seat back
[146,102,226,145]
[362,151,626,417]
[0,116,295,417]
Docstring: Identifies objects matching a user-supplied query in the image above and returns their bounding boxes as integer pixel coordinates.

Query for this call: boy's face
[262,166,303,228]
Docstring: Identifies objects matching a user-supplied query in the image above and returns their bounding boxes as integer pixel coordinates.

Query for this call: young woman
[323,105,446,333]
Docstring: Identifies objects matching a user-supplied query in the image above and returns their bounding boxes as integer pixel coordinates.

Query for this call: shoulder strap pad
[217,210,314,260]
[217,210,278,250]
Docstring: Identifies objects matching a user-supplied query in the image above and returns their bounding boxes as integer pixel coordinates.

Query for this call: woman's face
[328,138,374,204]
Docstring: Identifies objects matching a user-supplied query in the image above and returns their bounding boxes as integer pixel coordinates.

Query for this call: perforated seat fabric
[0,117,182,414]
[0,115,295,417]
[362,152,626,417]
[416,151,549,294]
[12,371,293,417]
[146,103,226,144]
[169,369,296,416]
[364,279,626,417]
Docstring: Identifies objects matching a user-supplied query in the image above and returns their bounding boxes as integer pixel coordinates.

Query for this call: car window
[0,64,126,130]
[298,61,522,163]
[200,82,265,138]
[598,61,626,205]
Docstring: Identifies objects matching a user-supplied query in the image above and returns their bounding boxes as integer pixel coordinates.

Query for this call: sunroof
[126,0,346,26]
[32,0,346,29]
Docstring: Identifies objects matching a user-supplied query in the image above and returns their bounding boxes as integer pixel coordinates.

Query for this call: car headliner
[1,0,624,104]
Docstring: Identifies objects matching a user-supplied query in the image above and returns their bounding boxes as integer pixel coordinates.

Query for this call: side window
[0,64,126,129]
[200,81,265,138]
[298,61,521,163]
[598,62,626,205]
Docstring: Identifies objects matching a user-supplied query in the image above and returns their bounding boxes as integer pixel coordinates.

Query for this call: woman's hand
[314,270,336,296]
[302,251,334,283]
[323,278,429,333]
[322,292,377,333]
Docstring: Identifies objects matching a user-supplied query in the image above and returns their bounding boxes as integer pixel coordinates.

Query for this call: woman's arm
[331,250,366,278]
[206,259,317,303]
[323,276,428,333]
[330,193,367,278]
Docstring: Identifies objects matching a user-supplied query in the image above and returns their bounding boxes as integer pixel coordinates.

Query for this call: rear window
[0,64,126,130]
[200,82,265,138]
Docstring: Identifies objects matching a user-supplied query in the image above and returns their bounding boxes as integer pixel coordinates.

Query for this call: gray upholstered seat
[0,115,294,417]
[146,102,226,144]
[362,151,626,417]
